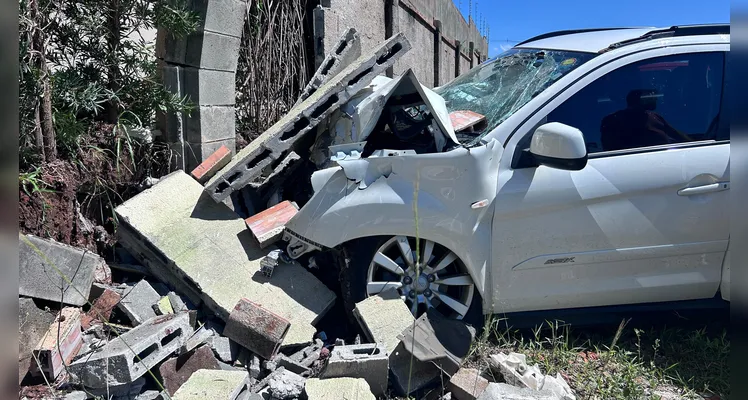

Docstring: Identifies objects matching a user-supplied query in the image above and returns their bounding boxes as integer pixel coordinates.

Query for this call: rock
[267,369,305,399]
[304,377,375,400]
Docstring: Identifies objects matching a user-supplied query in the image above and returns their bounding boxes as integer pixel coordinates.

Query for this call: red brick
[223,298,290,360]
[81,288,121,330]
[190,145,231,183]
[32,308,84,380]
[448,368,489,400]
[449,110,486,132]
[244,200,299,248]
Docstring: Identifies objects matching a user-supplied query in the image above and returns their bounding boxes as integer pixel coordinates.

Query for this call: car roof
[515,25,728,53]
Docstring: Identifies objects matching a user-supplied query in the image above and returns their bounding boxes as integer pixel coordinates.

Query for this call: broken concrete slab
[115,171,335,346]
[81,287,121,330]
[449,368,489,400]
[172,369,250,400]
[191,144,232,183]
[118,279,160,326]
[295,27,361,108]
[87,376,147,398]
[319,343,388,396]
[168,291,190,313]
[489,352,544,390]
[267,369,305,399]
[398,309,476,376]
[389,341,442,396]
[224,298,290,360]
[274,354,310,376]
[205,33,412,202]
[209,335,240,363]
[32,307,83,380]
[304,377,375,400]
[20,234,100,306]
[353,289,414,354]
[19,298,57,383]
[243,200,299,249]
[477,382,562,400]
[178,325,215,354]
[69,312,192,389]
[159,345,221,396]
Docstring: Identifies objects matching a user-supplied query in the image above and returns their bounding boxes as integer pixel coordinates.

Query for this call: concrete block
[489,352,544,390]
[158,30,241,72]
[319,343,388,396]
[63,391,87,400]
[224,298,290,360]
[115,171,336,347]
[168,292,190,313]
[190,0,247,38]
[244,201,299,248]
[18,298,57,382]
[209,335,240,363]
[19,234,100,306]
[184,138,236,172]
[81,288,121,330]
[153,295,174,315]
[118,279,160,326]
[179,325,215,354]
[295,27,362,107]
[353,289,414,354]
[304,377,375,400]
[449,368,489,400]
[183,67,237,106]
[389,341,442,396]
[205,33,412,202]
[398,309,476,376]
[32,307,84,380]
[87,377,147,398]
[184,106,236,143]
[69,312,192,389]
[246,151,302,192]
[172,369,250,400]
[137,390,166,400]
[477,382,562,400]
[274,354,310,376]
[191,144,232,183]
[267,369,305,399]
[249,354,262,379]
[159,345,221,396]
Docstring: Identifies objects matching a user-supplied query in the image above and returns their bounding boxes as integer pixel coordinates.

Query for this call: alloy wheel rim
[365,236,475,319]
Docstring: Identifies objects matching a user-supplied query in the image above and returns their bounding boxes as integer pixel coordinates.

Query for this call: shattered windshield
[435,49,595,143]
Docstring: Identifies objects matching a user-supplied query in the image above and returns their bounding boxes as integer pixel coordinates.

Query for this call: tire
[336,236,484,329]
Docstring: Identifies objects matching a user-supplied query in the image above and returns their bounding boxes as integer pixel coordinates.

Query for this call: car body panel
[517,28,656,53]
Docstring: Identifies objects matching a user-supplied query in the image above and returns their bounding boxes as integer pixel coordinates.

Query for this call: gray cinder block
[68,312,192,389]
[118,279,161,326]
[319,343,388,396]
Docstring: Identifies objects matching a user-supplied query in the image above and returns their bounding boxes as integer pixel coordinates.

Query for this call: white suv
[283,24,731,323]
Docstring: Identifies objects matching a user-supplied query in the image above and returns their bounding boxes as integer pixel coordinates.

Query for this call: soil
[19,122,170,257]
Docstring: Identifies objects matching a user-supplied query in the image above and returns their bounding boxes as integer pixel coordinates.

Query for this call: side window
[546,52,725,154]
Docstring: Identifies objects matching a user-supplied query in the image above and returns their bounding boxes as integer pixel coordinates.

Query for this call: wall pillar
[433,20,442,86]
[156,0,247,171]
[384,0,399,78]
[468,41,475,69]
[454,40,461,77]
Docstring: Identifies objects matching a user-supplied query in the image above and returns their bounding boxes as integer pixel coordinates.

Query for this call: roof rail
[603,23,730,52]
[515,28,636,47]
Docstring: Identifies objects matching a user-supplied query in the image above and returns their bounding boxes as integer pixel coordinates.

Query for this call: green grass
[465,316,729,400]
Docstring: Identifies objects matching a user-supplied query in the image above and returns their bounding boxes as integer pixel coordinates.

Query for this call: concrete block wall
[156,0,247,171]
[314,0,488,88]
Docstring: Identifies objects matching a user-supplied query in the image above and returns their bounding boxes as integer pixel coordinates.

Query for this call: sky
[453,0,731,58]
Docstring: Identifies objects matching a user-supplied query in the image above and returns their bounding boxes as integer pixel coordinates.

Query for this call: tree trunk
[31,0,56,162]
[105,0,121,123]
[33,106,45,158]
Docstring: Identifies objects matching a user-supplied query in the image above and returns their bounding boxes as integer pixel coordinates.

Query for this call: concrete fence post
[384,0,399,78]
[433,20,442,87]
[468,41,475,69]
[454,40,461,77]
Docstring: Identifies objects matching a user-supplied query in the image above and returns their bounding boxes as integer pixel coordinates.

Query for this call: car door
[489,45,730,314]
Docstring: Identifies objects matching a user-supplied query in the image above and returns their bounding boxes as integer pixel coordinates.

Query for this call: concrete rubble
[17,30,582,400]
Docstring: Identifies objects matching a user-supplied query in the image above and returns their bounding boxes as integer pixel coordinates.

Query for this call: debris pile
[18,28,578,400]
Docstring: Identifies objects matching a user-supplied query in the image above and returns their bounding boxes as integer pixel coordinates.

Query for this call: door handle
[677,181,730,196]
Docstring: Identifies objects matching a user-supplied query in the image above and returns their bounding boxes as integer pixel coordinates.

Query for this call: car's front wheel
[338,236,483,326]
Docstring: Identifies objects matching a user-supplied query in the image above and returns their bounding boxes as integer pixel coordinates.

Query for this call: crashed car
[282,24,731,323]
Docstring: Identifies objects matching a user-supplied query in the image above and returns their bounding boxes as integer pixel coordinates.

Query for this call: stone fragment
[118,280,160,326]
[477,382,562,400]
[205,33,412,202]
[94,260,112,284]
[159,345,221,396]
[304,377,374,400]
[18,298,57,383]
[179,325,215,354]
[81,288,121,330]
[32,307,84,380]
[69,313,192,389]
[20,234,100,306]
[267,369,305,399]
[244,201,299,249]
[223,298,290,360]
[209,335,240,363]
[190,144,232,183]
[448,368,489,400]
[249,354,262,379]
[353,289,414,354]
[115,171,336,346]
[319,343,388,396]
[172,369,250,400]
[153,295,174,315]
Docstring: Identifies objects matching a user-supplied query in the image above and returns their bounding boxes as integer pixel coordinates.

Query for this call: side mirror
[530,122,588,171]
